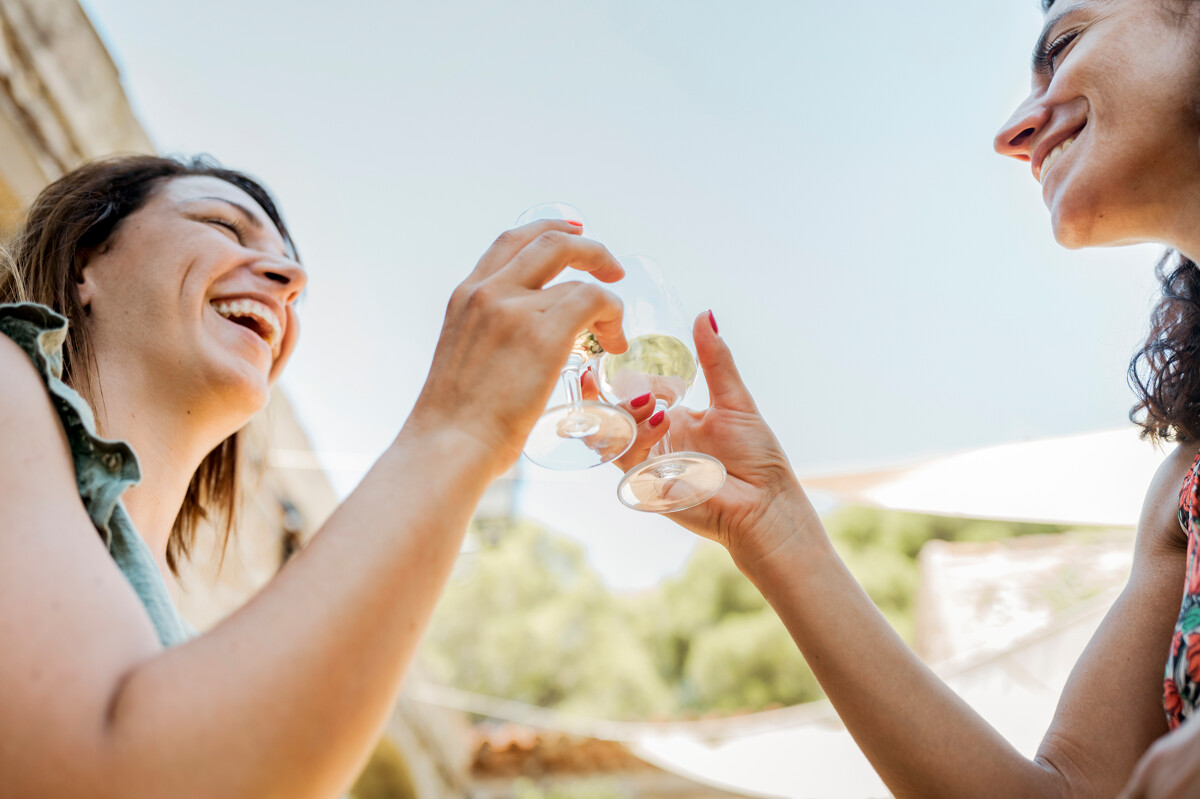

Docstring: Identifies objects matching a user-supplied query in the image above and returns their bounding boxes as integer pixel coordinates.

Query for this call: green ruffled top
[1,302,193,647]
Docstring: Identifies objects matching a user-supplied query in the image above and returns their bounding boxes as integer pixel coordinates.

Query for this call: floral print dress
[1165,449,1200,729]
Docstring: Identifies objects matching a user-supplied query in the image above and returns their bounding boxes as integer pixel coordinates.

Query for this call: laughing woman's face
[995,0,1200,251]
[77,176,306,432]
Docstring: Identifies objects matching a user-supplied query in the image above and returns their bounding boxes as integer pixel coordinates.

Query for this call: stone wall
[0,0,152,231]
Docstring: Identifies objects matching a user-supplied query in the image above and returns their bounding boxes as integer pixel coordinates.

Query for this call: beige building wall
[0,1,470,795]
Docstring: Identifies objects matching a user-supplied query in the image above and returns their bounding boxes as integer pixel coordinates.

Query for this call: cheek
[268,308,301,382]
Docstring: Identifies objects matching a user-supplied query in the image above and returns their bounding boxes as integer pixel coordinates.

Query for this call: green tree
[421,522,674,718]
[684,608,822,710]
[422,509,1077,720]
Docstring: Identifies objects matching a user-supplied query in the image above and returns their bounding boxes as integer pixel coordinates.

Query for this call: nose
[994,90,1051,162]
[255,257,307,305]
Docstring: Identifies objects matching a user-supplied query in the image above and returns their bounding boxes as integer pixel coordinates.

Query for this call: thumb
[693,310,758,414]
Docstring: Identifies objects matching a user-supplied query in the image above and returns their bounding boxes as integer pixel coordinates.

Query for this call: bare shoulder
[0,331,76,489]
[0,332,161,791]
[1136,439,1200,558]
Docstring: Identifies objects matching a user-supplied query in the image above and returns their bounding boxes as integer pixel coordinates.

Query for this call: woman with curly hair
[601,0,1200,795]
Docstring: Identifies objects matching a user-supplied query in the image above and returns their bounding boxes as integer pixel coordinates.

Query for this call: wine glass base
[617,451,726,512]
[523,401,637,470]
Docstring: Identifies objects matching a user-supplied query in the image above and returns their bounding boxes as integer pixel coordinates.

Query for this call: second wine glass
[596,255,726,512]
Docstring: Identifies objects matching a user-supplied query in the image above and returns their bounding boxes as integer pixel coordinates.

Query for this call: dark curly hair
[1129,253,1200,444]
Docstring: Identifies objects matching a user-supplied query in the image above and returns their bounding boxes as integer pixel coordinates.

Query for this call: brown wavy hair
[0,154,299,573]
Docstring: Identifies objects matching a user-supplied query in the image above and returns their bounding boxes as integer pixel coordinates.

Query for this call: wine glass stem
[561,352,586,413]
[651,399,672,457]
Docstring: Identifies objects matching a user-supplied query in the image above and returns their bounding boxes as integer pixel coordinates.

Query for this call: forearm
[736,523,1064,799]
[102,425,494,799]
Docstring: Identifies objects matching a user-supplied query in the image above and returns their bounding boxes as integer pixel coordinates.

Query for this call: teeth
[210,298,282,355]
[1038,137,1075,184]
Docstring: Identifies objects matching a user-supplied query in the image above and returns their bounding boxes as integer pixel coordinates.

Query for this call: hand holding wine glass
[518,203,639,471]
[592,255,726,512]
[408,214,627,478]
[588,310,817,563]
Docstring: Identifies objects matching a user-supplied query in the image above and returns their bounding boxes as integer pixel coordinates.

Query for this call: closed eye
[1033,30,1079,76]
[204,216,247,244]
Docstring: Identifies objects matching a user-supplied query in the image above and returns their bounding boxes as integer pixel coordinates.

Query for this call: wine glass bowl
[515,202,591,235]
[518,203,637,471]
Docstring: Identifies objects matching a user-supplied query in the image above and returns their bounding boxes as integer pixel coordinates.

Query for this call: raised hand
[406,221,626,478]
[587,310,820,564]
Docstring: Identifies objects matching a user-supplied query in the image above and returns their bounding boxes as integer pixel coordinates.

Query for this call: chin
[1050,218,1092,250]
[206,359,274,420]
[1047,182,1115,250]
[1050,209,1157,251]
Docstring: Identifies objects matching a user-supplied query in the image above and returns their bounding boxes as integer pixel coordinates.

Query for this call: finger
[467,220,583,283]
[623,391,657,424]
[614,406,670,472]
[693,310,758,414]
[506,230,625,289]
[542,282,628,355]
[580,366,600,401]
[581,371,655,423]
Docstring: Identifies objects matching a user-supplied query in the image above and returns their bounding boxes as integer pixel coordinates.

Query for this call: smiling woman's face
[78,176,306,428]
[995,0,1200,250]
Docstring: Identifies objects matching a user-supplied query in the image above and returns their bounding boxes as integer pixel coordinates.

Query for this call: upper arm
[1034,440,1195,798]
[0,335,161,795]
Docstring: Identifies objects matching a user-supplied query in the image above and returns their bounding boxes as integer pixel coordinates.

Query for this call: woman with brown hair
[602,0,1200,795]
[0,154,662,796]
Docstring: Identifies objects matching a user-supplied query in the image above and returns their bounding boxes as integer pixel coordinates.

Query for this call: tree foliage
[420,508,1071,719]
[421,522,674,718]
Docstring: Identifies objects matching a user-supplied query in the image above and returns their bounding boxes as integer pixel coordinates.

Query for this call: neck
[87,354,241,591]
[1156,163,1200,263]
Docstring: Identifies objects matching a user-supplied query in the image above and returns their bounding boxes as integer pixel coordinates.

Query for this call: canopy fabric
[631,591,1118,798]
[801,427,1166,528]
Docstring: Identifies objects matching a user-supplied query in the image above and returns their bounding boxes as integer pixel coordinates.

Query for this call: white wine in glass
[597,255,725,512]
[518,203,637,470]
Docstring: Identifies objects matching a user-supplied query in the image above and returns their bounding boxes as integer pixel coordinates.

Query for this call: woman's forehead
[152,175,295,260]
[159,176,271,224]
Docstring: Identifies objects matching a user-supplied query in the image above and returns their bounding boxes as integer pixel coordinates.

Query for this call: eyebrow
[194,196,266,230]
[189,196,300,262]
[1032,6,1083,71]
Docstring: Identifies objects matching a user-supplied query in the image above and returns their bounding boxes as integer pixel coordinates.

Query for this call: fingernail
[649,410,666,427]
[631,392,652,409]
[708,310,719,335]
[565,220,584,227]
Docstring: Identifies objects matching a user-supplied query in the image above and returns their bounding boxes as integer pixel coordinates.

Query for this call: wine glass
[518,203,638,470]
[596,255,726,512]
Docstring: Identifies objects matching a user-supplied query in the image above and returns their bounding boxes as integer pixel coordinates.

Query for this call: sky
[78,0,1164,590]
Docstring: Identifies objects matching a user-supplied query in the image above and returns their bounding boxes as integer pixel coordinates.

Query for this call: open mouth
[1037,126,1085,185]
[211,298,282,357]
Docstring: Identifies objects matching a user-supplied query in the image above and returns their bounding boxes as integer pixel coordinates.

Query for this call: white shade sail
[801,427,1169,528]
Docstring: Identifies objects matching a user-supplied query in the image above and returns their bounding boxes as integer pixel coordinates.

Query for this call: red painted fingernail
[565,220,583,227]
[708,310,719,335]
[649,410,666,427]
[631,392,652,409]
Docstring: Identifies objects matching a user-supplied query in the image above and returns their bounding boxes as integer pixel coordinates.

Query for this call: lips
[210,297,283,357]
[1034,125,1085,185]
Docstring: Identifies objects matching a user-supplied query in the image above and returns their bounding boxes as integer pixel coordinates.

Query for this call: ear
[75,245,106,312]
